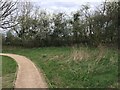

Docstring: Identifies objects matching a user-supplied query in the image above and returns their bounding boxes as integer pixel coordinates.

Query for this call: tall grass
[3,46,118,88]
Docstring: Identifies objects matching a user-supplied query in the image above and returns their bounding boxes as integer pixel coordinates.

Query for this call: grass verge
[3,46,118,88]
[2,56,17,88]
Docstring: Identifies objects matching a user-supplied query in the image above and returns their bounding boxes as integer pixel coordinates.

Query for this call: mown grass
[2,56,17,88]
[3,46,118,88]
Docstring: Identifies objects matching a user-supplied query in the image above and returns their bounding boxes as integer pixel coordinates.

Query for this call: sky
[17,0,106,14]
[1,0,104,34]
[1,0,117,33]
[12,0,119,14]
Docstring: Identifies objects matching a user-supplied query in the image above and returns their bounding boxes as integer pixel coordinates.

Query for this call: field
[2,56,17,88]
[2,46,118,88]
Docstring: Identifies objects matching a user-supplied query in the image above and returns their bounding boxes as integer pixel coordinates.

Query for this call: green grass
[0,56,1,77]
[3,46,118,88]
[0,56,2,89]
[2,56,17,88]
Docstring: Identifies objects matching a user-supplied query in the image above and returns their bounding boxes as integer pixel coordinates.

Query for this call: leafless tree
[0,0,18,29]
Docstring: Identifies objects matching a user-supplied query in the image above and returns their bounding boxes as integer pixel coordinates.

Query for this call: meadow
[2,56,17,88]
[2,46,118,88]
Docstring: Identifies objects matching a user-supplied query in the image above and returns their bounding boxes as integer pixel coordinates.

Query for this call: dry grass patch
[49,54,66,61]
[71,48,90,61]
[96,45,106,61]
[2,73,16,88]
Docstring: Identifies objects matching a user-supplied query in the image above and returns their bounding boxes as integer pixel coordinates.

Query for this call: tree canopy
[1,1,119,48]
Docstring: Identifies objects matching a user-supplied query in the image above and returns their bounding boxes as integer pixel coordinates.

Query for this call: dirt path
[0,53,48,88]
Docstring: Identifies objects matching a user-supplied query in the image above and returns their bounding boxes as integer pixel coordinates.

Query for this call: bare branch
[0,0,18,29]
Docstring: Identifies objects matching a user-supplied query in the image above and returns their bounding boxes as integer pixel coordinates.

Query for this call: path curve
[0,53,48,88]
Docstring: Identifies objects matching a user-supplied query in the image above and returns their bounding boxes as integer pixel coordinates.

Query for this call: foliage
[1,1,119,47]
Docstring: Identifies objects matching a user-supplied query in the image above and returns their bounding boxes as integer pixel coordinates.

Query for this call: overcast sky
[18,0,106,14]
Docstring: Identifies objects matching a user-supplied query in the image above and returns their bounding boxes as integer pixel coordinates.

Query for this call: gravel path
[0,53,48,88]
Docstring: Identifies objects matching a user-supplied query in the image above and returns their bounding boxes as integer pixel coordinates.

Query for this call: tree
[51,13,68,46]
[0,0,18,29]
[92,1,119,46]
[34,10,51,47]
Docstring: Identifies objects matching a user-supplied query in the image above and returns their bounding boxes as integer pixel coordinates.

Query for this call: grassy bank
[2,56,17,88]
[3,46,118,88]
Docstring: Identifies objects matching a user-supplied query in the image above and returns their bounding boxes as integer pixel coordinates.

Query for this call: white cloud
[17,0,105,3]
[15,0,105,14]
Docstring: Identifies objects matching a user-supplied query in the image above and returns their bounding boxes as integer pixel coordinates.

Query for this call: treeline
[1,1,119,47]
